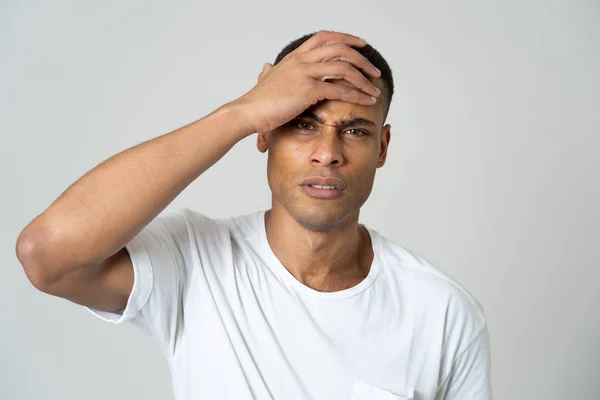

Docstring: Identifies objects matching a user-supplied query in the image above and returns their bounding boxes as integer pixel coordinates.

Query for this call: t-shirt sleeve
[84,209,195,349]
[439,324,493,400]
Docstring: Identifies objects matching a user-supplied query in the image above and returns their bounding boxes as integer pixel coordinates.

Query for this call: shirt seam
[436,322,487,392]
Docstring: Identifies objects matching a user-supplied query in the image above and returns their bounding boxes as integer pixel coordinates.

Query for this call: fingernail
[375,87,381,94]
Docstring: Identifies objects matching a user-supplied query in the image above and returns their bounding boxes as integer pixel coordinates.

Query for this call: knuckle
[289,52,302,63]
[315,30,329,40]
[333,43,352,55]
[285,53,302,64]
[335,60,351,70]
[301,62,313,75]
[337,83,351,96]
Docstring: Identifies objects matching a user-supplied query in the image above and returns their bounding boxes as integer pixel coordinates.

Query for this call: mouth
[300,184,344,200]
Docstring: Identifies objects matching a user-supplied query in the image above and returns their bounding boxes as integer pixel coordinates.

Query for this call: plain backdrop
[2,1,599,399]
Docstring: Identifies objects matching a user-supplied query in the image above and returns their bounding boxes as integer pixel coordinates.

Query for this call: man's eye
[344,129,369,136]
[294,122,314,130]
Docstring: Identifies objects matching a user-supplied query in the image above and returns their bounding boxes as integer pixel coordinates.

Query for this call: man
[16,31,492,399]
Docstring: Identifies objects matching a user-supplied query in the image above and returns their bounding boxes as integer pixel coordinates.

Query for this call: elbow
[16,228,58,293]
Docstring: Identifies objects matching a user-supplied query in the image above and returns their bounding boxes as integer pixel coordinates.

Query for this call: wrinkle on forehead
[302,104,378,128]
[307,101,363,117]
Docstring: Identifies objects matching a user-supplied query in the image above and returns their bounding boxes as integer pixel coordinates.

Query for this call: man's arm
[15,103,252,312]
[15,30,382,313]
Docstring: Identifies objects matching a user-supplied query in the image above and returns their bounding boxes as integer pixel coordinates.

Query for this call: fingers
[315,81,377,106]
[293,30,366,54]
[301,42,381,79]
[255,31,381,109]
[307,61,381,97]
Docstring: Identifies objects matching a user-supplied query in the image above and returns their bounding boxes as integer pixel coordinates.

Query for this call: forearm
[17,101,253,280]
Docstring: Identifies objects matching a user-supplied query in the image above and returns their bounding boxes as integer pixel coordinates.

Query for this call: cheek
[269,140,305,169]
[353,158,379,188]
[354,167,374,186]
[267,145,303,189]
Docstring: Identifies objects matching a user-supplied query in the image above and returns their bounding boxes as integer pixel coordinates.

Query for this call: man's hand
[234,30,382,134]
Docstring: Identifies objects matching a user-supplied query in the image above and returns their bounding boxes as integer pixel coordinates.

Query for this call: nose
[309,127,344,167]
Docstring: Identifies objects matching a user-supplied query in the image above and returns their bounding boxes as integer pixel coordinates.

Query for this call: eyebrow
[297,111,377,129]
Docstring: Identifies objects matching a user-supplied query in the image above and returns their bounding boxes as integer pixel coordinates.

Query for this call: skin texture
[257,78,391,292]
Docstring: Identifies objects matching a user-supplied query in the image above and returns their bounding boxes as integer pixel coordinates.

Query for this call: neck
[264,207,374,292]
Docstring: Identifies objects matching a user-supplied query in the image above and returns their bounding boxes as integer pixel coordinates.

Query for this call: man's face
[257,79,391,232]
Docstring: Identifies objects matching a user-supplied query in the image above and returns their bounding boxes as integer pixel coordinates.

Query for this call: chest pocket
[351,381,414,400]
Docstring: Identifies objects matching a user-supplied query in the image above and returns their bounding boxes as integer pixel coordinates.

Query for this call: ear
[377,124,391,168]
[256,131,270,153]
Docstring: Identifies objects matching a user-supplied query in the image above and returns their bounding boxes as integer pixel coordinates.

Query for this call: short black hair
[274,32,394,120]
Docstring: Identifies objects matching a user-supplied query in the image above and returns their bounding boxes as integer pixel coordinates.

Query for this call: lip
[301,184,344,200]
[299,176,346,190]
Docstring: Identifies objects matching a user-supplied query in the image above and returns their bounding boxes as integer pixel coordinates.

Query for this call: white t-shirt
[86,208,492,400]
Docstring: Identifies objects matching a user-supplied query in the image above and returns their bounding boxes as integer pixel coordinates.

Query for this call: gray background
[2,1,599,399]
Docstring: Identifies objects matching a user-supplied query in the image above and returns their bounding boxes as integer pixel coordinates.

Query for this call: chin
[290,206,352,232]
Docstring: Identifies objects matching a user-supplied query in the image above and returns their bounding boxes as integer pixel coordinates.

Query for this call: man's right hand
[234,30,382,134]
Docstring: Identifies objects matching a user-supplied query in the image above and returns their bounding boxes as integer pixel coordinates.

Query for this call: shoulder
[172,207,264,246]
[374,231,487,350]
